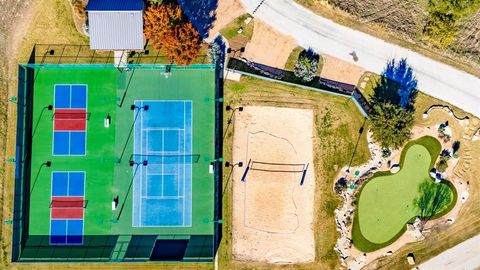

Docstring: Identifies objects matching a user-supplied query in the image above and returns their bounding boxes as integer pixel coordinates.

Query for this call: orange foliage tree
[144,4,202,66]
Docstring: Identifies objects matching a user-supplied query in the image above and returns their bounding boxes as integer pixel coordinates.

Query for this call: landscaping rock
[390,164,400,173]
[407,253,416,265]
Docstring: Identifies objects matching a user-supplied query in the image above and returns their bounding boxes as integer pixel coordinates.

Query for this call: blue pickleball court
[132,101,192,227]
[52,84,87,156]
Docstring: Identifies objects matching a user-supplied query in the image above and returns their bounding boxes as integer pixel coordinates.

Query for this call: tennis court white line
[145,173,178,176]
[146,151,183,155]
[139,101,144,224]
[183,101,186,226]
[141,196,184,199]
[177,129,181,197]
[143,127,184,131]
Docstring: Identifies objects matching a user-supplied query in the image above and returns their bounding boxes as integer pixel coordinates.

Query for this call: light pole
[222,161,243,198]
[223,105,243,141]
[30,161,52,195]
[224,47,245,83]
[116,160,148,221]
[117,104,149,164]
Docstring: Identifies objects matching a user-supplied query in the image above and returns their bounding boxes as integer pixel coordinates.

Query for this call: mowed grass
[358,144,430,244]
[219,75,370,269]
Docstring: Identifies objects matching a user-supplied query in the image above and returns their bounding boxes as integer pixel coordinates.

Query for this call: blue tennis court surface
[53,84,87,156]
[133,101,192,227]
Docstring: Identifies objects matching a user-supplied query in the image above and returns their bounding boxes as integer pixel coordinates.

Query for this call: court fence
[13,63,218,262]
[227,57,371,116]
[30,44,211,66]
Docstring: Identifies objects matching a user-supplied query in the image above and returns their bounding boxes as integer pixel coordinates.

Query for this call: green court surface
[28,65,216,238]
[356,137,442,245]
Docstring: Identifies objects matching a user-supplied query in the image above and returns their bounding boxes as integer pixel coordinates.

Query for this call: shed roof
[86,0,144,11]
[88,11,144,50]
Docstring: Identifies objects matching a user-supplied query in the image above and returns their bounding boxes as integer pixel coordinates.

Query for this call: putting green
[357,144,432,244]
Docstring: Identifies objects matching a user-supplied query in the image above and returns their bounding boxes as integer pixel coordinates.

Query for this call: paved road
[417,234,480,270]
[241,0,480,117]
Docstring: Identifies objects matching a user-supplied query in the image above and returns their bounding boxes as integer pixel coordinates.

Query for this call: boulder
[390,164,400,174]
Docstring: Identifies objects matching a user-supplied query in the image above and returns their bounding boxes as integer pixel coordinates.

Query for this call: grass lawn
[352,136,455,252]
[219,14,254,49]
[219,75,370,269]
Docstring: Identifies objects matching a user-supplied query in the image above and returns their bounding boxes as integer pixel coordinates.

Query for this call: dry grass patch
[207,0,245,40]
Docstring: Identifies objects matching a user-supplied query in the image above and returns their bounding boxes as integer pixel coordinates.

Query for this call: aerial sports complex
[13,63,220,262]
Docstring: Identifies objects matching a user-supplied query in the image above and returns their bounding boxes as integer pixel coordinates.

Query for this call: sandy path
[232,106,315,264]
[242,19,298,68]
[321,54,366,85]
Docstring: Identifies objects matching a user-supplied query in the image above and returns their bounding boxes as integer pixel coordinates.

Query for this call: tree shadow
[372,58,418,111]
[177,0,217,38]
[298,48,320,62]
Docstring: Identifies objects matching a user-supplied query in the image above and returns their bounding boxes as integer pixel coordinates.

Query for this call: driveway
[241,0,480,118]
[417,234,480,270]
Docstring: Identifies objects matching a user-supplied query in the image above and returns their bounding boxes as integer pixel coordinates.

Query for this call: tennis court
[52,84,88,156]
[50,171,85,245]
[133,100,193,227]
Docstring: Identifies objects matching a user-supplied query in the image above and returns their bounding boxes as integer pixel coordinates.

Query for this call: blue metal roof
[86,0,144,11]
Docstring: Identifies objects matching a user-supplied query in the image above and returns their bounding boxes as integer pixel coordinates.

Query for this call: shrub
[334,178,348,194]
[382,148,392,158]
[294,49,319,82]
[436,156,449,172]
[452,140,460,157]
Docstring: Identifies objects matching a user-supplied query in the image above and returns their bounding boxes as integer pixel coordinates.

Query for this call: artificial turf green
[354,136,454,250]
[28,65,216,237]
[358,143,430,243]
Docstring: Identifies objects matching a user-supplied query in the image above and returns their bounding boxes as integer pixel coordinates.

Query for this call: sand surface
[320,54,366,85]
[232,106,315,264]
[243,19,298,68]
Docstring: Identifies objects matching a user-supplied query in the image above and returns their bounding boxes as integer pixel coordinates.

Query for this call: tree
[144,4,201,65]
[294,49,319,82]
[369,102,414,149]
[414,179,452,221]
[370,58,417,149]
